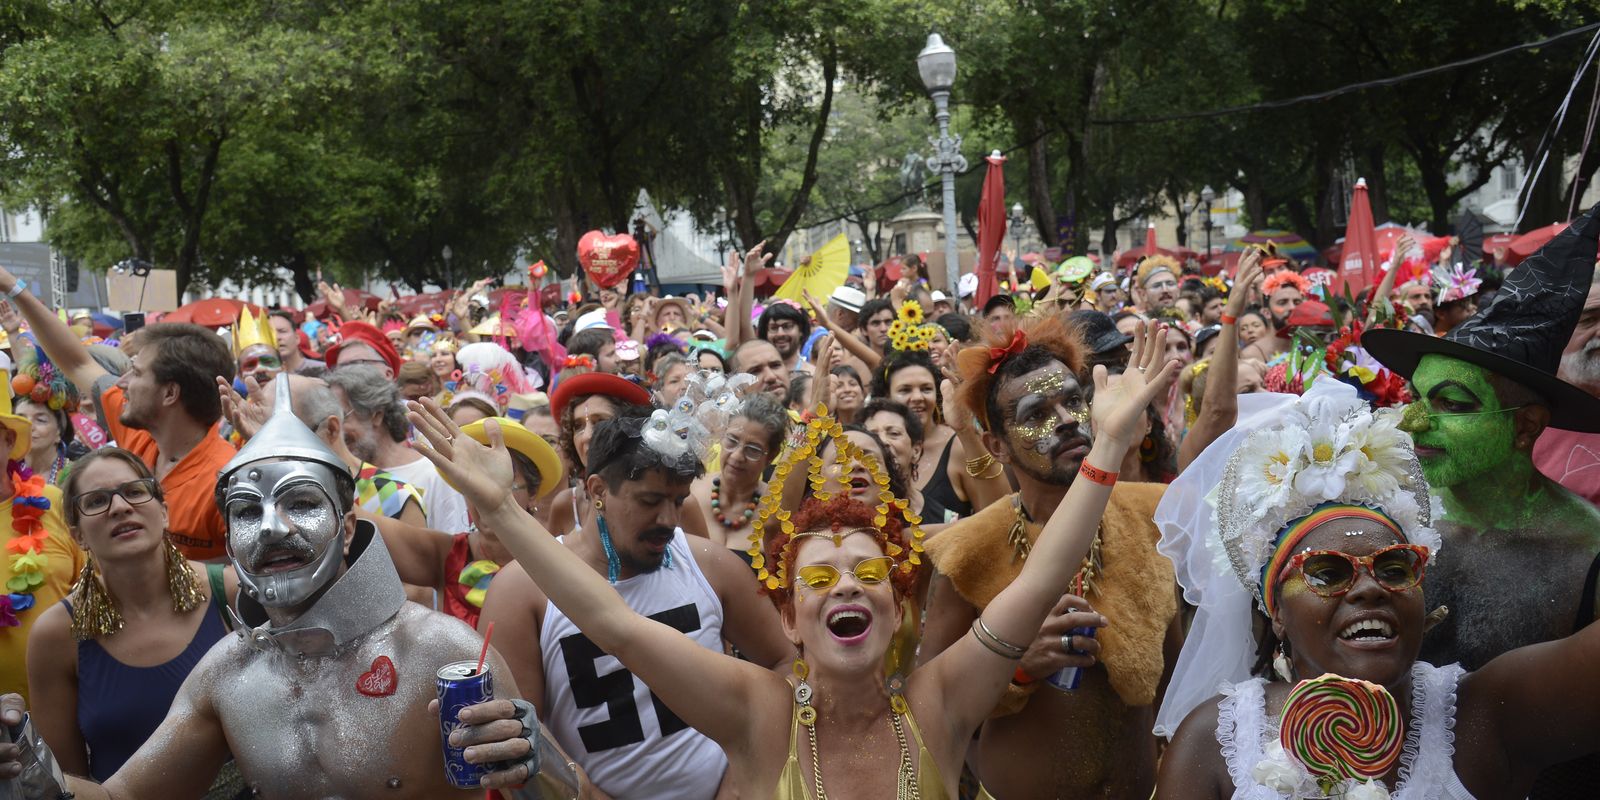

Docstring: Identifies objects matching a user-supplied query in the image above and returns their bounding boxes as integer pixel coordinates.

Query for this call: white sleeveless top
[542,529,728,800]
[1217,662,1476,800]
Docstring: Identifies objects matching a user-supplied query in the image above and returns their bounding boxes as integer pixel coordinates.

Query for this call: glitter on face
[1024,370,1068,396]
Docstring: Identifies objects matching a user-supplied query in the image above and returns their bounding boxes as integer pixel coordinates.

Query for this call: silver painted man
[0,377,576,799]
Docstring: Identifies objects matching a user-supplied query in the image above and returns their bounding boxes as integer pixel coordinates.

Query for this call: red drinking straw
[475,621,494,676]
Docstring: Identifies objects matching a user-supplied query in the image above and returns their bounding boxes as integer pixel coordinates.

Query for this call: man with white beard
[1535,276,1600,504]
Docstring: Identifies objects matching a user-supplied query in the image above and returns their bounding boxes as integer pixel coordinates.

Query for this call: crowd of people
[0,210,1598,798]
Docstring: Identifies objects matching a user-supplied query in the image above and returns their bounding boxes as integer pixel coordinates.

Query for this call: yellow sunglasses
[796,556,895,590]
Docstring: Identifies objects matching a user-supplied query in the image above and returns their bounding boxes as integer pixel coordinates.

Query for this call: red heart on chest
[356,655,397,697]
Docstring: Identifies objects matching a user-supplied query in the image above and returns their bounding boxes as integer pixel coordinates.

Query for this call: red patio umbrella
[1505,221,1571,266]
[1480,232,1518,259]
[164,297,262,328]
[975,153,1009,306]
[1334,179,1381,297]
[393,290,452,316]
[751,267,792,296]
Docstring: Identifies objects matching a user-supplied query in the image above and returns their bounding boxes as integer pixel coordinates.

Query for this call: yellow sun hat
[459,417,565,499]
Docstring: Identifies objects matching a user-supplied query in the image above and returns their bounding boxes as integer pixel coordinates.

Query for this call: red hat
[296,329,322,362]
[324,321,403,375]
[550,372,651,420]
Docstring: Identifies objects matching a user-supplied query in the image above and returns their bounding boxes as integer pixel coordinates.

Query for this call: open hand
[217,375,270,441]
[1089,320,1179,448]
[742,241,772,277]
[407,397,515,515]
[1227,250,1263,318]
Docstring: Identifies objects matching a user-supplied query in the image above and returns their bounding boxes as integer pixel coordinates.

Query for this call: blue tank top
[63,589,228,781]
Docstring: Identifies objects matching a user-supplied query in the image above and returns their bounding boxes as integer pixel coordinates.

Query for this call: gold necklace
[805,703,920,800]
[1010,495,1103,596]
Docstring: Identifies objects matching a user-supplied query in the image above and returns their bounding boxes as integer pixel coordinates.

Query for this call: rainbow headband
[1261,502,1405,617]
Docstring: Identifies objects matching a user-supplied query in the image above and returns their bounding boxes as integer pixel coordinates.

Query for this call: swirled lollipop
[1278,674,1403,785]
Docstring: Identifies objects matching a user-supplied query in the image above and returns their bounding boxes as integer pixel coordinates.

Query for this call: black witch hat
[1363,204,1600,432]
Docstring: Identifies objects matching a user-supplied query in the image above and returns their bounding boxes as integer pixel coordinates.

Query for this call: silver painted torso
[201,602,486,799]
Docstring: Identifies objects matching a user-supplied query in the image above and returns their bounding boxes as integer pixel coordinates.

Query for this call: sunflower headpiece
[886,300,943,353]
[748,404,927,596]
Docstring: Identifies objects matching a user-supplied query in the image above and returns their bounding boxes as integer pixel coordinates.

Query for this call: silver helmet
[216,376,356,607]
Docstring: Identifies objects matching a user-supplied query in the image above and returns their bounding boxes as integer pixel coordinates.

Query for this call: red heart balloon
[578,231,639,289]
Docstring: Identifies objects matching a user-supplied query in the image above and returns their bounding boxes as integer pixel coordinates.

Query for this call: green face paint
[1407,355,1519,488]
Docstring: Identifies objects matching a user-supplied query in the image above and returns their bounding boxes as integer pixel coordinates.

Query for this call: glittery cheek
[227,502,266,559]
[1411,356,1517,485]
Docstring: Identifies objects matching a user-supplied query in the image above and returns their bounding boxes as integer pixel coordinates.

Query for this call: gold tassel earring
[68,554,123,641]
[164,538,205,614]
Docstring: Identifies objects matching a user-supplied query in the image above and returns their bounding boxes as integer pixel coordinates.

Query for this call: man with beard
[0,264,236,559]
[1535,273,1600,504]
[728,340,789,403]
[476,415,793,799]
[0,377,575,799]
[1133,255,1181,316]
[756,301,812,376]
[1398,277,1437,333]
[1364,205,1600,798]
[326,364,470,534]
[917,313,1179,800]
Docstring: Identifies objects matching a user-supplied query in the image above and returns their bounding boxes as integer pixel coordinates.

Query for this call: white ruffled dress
[1216,662,1477,800]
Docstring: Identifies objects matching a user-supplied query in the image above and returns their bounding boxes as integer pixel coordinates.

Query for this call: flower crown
[440,363,532,413]
[1213,381,1439,612]
[1433,263,1482,305]
[748,405,927,593]
[886,300,942,352]
[1262,270,1312,297]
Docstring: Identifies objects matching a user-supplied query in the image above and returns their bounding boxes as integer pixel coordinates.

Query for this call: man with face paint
[0,377,581,799]
[915,314,1180,800]
[1365,204,1600,798]
[476,414,794,799]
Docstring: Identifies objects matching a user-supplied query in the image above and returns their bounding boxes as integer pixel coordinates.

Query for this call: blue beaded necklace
[597,514,673,585]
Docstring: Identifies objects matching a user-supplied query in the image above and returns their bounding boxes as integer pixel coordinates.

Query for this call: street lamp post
[918,33,967,295]
[1009,201,1025,291]
[441,245,454,290]
[1200,186,1216,258]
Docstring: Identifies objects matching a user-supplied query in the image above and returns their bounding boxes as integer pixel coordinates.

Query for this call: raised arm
[942,352,1009,512]
[1466,602,1600,769]
[918,321,1179,741]
[723,244,768,352]
[0,265,107,395]
[802,289,880,370]
[406,399,783,749]
[1179,250,1262,470]
[1364,234,1413,327]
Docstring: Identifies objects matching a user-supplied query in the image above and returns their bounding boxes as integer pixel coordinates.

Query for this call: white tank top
[1216,661,1476,800]
[542,529,728,799]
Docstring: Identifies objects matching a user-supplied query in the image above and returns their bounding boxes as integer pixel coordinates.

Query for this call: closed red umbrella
[975,153,1008,306]
[1335,179,1381,297]
[164,297,262,328]
[1506,221,1571,266]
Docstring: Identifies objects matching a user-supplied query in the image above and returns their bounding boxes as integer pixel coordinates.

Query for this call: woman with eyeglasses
[1155,381,1600,799]
[690,393,789,554]
[25,448,242,791]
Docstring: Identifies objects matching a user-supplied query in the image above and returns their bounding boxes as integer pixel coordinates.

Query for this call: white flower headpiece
[1214,380,1440,612]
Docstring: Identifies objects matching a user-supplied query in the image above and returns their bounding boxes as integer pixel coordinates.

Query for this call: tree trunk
[289,251,315,302]
[1362,144,1390,224]
[760,38,838,260]
[1025,117,1058,246]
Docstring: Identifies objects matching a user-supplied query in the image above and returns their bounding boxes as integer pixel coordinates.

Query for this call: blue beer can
[1045,625,1097,692]
[437,660,495,788]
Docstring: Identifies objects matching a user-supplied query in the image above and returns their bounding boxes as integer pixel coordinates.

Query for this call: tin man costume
[1,377,577,799]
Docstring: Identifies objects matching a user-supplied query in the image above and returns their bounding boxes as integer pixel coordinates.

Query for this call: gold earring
[68,554,123,640]
[594,499,604,510]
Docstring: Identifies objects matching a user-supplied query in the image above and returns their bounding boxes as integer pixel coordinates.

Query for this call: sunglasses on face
[1280,543,1430,600]
[74,478,161,517]
[796,556,895,590]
